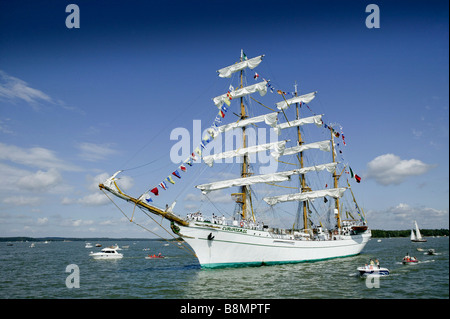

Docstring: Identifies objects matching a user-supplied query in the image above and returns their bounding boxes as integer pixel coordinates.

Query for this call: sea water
[0,237,448,299]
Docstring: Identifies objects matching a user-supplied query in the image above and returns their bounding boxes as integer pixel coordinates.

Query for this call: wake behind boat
[357,266,390,277]
[99,51,371,268]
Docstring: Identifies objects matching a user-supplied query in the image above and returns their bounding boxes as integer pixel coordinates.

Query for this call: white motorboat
[89,247,123,260]
[85,242,93,248]
[357,266,390,276]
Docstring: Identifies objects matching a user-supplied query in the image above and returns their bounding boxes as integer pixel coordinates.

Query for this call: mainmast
[240,49,249,220]
[294,83,309,232]
[331,129,341,230]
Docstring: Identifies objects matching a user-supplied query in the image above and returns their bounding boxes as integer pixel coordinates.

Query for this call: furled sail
[274,114,323,135]
[276,91,317,110]
[209,112,279,138]
[271,140,331,158]
[217,55,264,78]
[196,162,337,194]
[213,81,268,108]
[202,140,286,167]
[263,187,346,206]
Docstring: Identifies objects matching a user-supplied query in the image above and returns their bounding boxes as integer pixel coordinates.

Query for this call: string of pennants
[140,103,230,203]
[140,69,361,203]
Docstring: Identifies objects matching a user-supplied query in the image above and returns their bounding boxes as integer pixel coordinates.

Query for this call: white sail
[203,140,286,167]
[414,220,423,240]
[217,55,264,78]
[213,81,268,108]
[410,229,417,241]
[196,162,337,194]
[263,187,346,206]
[209,112,279,138]
[271,140,330,158]
[197,173,290,194]
[276,91,317,110]
[274,114,323,135]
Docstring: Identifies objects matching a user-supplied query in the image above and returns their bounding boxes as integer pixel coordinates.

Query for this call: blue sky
[0,0,448,238]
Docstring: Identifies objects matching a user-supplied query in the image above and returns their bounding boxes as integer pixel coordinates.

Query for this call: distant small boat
[145,254,165,259]
[95,243,102,247]
[30,243,35,248]
[122,245,130,249]
[410,220,427,242]
[85,243,93,248]
[89,247,123,260]
[426,249,436,255]
[402,255,418,265]
[357,266,389,276]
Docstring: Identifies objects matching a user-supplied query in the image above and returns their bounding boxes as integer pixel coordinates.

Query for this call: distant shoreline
[0,237,176,242]
[1,229,448,241]
[371,229,449,238]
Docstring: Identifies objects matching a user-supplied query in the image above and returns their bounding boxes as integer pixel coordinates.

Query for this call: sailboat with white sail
[99,51,371,268]
[411,220,427,242]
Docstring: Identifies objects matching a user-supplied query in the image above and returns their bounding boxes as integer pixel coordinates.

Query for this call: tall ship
[99,51,371,268]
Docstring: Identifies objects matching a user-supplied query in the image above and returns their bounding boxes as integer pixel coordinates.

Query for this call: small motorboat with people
[89,246,123,260]
[426,249,436,255]
[357,259,389,276]
[402,253,418,265]
[145,253,165,259]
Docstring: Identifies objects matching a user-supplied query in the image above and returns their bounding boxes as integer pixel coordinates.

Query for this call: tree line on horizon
[371,229,449,238]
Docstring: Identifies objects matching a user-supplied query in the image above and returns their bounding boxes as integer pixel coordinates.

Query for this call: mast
[294,83,309,232]
[331,129,341,230]
[240,49,249,220]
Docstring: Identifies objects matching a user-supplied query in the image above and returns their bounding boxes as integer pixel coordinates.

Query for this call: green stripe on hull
[200,253,360,269]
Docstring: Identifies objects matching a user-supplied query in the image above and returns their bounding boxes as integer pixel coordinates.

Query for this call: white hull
[89,247,123,260]
[176,222,371,268]
[90,254,123,260]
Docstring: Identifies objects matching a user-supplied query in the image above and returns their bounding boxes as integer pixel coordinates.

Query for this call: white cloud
[77,142,118,162]
[365,153,435,185]
[61,219,95,227]
[0,142,80,171]
[17,168,62,192]
[366,203,449,229]
[64,172,134,206]
[2,196,42,206]
[0,70,79,112]
[78,193,110,206]
[37,217,49,225]
[0,70,53,106]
